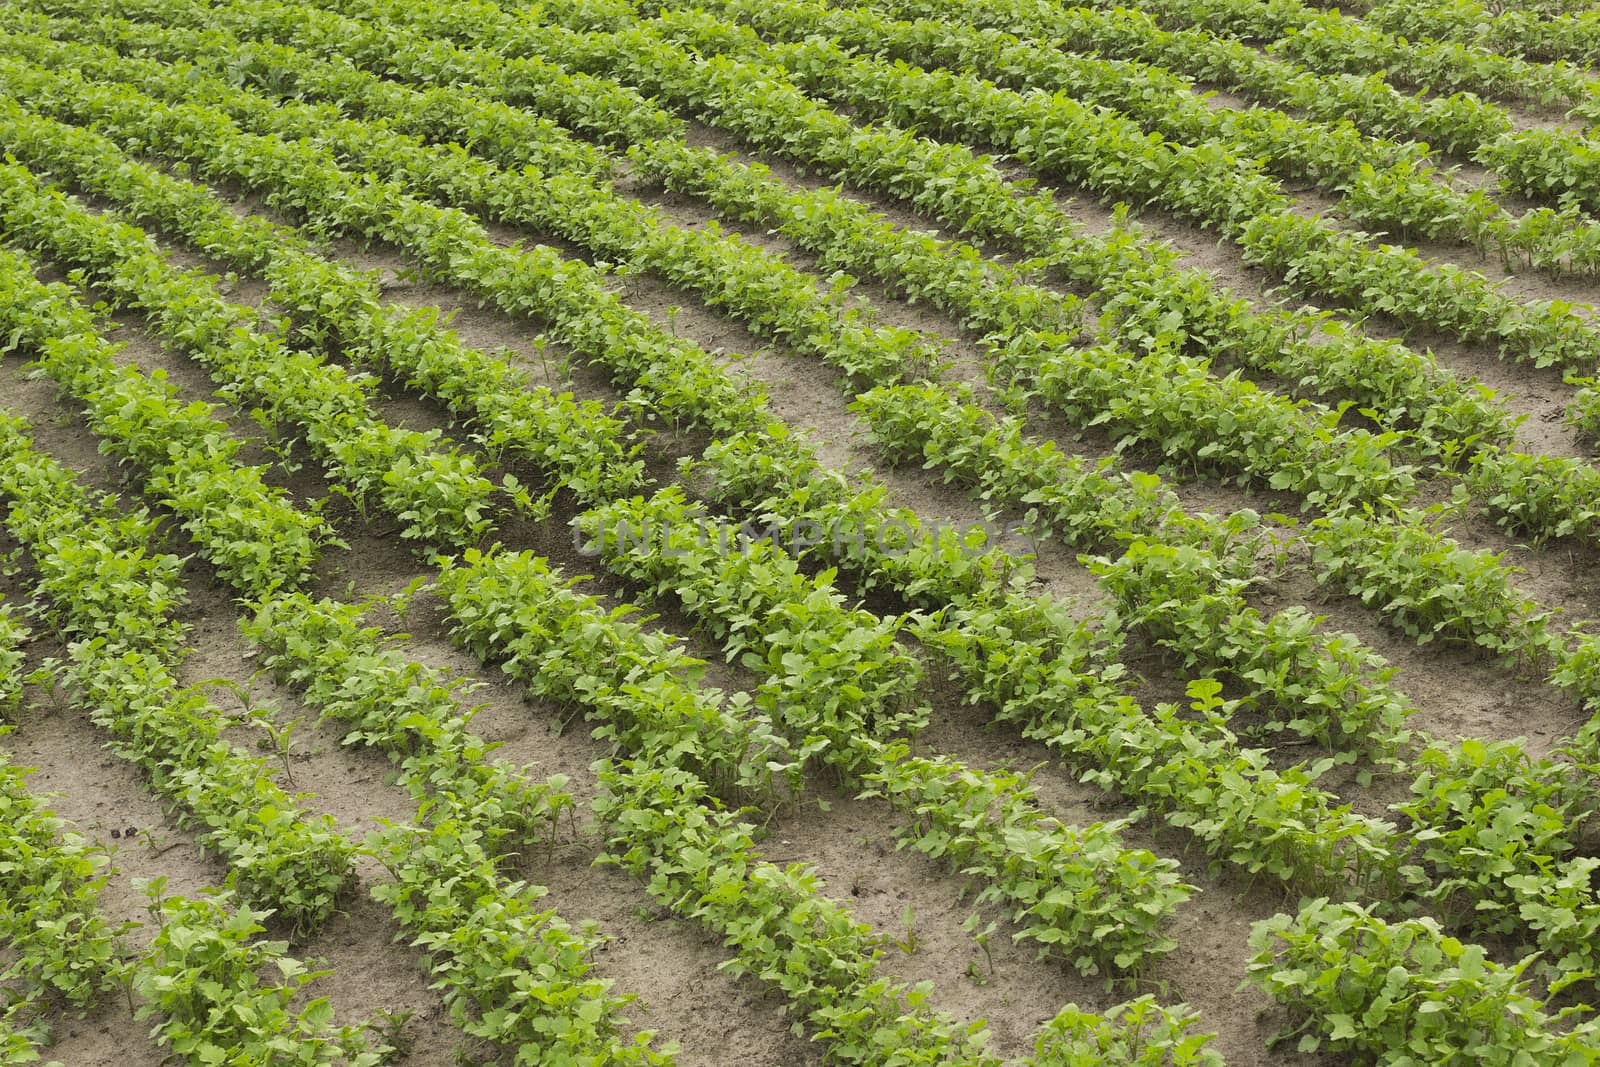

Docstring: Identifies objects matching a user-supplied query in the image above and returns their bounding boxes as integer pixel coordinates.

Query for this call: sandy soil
[10,19,1600,1065]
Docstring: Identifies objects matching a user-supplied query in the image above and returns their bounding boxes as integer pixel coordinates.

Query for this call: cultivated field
[6,0,1600,1064]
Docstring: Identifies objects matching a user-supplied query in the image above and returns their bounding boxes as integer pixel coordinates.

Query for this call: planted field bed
[6,0,1600,1064]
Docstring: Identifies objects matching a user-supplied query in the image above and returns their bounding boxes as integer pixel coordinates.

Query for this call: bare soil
[13,24,1600,1066]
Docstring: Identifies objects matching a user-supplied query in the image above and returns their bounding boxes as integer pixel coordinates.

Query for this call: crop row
[24,0,1476,489]
[9,18,1465,895]
[126,0,1600,505]
[245,593,677,1065]
[217,0,1600,666]
[18,12,1600,1049]
[434,547,1222,1065]
[0,16,1363,1004]
[1368,0,1600,67]
[0,407,381,1063]
[0,740,386,1066]
[872,0,1600,219]
[50,0,1600,758]
[671,0,1600,282]
[230,0,1533,459]
[0,95,1231,1055]
[1247,898,1600,1064]
[25,6,1587,934]
[219,0,1600,543]
[0,247,357,927]
[0,603,26,717]
[0,179,987,1062]
[601,0,1600,376]
[1068,0,1600,115]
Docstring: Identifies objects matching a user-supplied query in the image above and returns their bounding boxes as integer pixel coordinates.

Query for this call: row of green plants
[144,0,1600,767]
[0,86,646,512]
[885,0,1510,156]
[108,0,1536,473]
[0,388,353,927]
[0,603,26,717]
[28,2,1600,1036]
[244,593,679,1065]
[0,216,329,599]
[871,0,1600,219]
[675,0,1600,281]
[1246,899,1600,1064]
[0,127,503,554]
[1368,0,1600,67]
[2,743,387,1066]
[17,13,955,387]
[0,62,1235,1049]
[1062,0,1600,113]
[434,547,1224,1065]
[622,2,1600,378]
[0,409,384,1063]
[0,738,123,1055]
[156,2,1600,934]
[259,0,1600,547]
[152,0,1439,507]
[575,486,1195,977]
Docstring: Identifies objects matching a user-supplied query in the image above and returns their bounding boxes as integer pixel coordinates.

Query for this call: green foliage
[1247,899,1596,1064]
[596,760,1005,1067]
[245,593,567,848]
[1032,997,1222,1067]
[370,817,674,1066]
[0,603,29,718]
[0,410,355,931]
[135,885,385,1066]
[0,750,128,1014]
[1309,508,1553,659]
[928,596,1402,894]
[0,243,329,599]
[436,546,788,801]
[0,158,493,553]
[577,488,926,779]
[1461,447,1600,548]
[861,744,1191,977]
